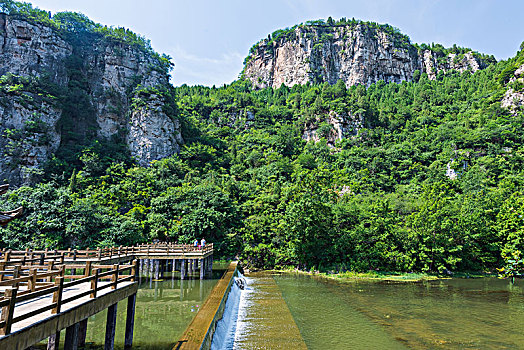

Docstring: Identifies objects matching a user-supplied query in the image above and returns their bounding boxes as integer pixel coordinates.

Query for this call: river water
[230,272,524,349]
[36,268,524,349]
[39,266,226,350]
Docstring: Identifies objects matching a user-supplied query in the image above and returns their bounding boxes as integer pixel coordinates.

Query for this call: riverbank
[258,267,497,283]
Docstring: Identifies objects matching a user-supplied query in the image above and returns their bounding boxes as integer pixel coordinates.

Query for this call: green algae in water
[274,273,524,349]
[273,273,406,349]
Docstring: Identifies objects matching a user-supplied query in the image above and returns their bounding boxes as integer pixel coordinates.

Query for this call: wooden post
[181,258,186,280]
[85,261,92,277]
[78,318,88,348]
[47,332,60,350]
[0,287,17,335]
[124,293,137,349]
[0,262,5,281]
[39,253,45,265]
[28,268,37,292]
[52,277,64,314]
[47,261,54,282]
[105,303,118,350]
[111,264,119,290]
[90,268,99,298]
[97,248,102,260]
[64,322,79,350]
[131,259,138,282]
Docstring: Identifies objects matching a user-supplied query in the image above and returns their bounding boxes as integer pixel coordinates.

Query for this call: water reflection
[81,267,225,350]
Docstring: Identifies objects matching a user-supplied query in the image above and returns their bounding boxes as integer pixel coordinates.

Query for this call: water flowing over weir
[210,274,245,349]
[211,272,307,349]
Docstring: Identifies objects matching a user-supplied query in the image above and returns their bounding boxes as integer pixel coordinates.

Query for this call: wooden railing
[0,260,138,336]
[0,243,214,263]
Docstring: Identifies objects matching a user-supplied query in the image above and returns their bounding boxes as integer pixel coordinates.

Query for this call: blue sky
[26,0,524,86]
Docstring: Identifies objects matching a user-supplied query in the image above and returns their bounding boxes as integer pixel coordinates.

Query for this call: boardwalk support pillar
[105,303,118,350]
[47,332,60,350]
[124,293,137,349]
[181,258,186,280]
[64,322,79,350]
[200,258,204,280]
[78,318,88,349]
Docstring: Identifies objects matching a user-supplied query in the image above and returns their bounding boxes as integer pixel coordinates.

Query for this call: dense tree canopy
[1,18,524,274]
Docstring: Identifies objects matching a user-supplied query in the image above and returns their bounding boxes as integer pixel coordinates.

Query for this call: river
[36,267,524,349]
[227,272,524,349]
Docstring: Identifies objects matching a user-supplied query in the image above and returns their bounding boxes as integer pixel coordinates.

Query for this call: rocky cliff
[501,63,524,114]
[0,12,182,185]
[243,21,494,89]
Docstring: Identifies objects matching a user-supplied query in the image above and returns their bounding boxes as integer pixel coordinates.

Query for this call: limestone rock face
[501,63,524,114]
[86,42,169,139]
[0,94,62,184]
[303,111,363,145]
[421,51,485,80]
[0,14,182,185]
[244,24,489,89]
[127,95,182,166]
[0,14,72,85]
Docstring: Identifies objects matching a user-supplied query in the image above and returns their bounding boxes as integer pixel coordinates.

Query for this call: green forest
[1,1,524,277]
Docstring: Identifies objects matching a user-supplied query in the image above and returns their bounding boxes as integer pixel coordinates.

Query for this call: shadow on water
[34,266,226,350]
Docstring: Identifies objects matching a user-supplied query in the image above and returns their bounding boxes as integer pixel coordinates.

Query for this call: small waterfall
[211,273,248,349]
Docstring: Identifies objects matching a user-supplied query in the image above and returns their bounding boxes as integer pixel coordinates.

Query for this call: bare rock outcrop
[303,111,363,145]
[501,64,524,114]
[0,13,72,85]
[128,94,182,166]
[243,23,491,89]
[0,13,182,185]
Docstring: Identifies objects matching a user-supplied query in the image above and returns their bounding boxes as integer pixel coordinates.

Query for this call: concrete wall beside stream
[175,261,238,350]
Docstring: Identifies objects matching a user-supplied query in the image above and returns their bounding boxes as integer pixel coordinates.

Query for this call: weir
[175,261,239,350]
[0,243,214,349]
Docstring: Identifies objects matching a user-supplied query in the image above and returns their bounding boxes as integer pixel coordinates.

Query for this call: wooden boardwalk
[0,243,214,349]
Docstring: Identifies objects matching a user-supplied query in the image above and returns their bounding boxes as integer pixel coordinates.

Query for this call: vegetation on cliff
[0,6,523,276]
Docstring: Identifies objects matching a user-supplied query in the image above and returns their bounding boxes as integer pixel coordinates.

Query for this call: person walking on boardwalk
[200,238,206,250]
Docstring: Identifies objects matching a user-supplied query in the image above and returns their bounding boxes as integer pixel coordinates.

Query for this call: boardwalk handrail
[0,243,214,262]
[0,260,138,336]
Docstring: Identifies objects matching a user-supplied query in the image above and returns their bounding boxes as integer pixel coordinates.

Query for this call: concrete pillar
[78,318,88,348]
[47,332,60,350]
[149,259,153,277]
[105,303,118,350]
[200,259,204,280]
[180,278,184,300]
[154,259,159,279]
[172,259,176,273]
[181,259,186,280]
[64,322,79,350]
[124,293,136,349]
[207,256,213,277]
